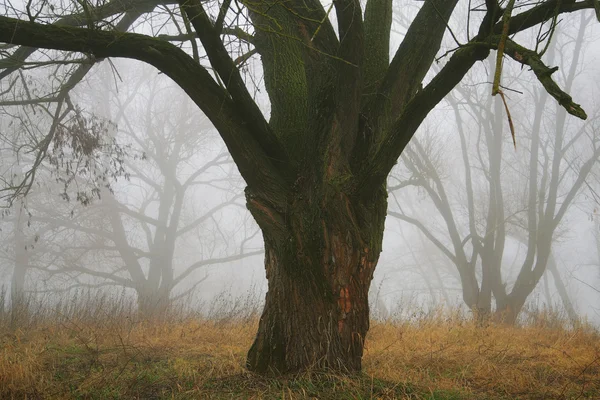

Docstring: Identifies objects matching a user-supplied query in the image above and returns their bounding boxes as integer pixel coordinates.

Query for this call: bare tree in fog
[583,200,600,303]
[391,16,599,323]
[21,75,262,316]
[0,77,127,323]
[1,200,28,325]
[1,0,598,373]
[385,182,458,306]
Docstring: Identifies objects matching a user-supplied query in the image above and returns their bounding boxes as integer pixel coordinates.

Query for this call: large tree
[0,0,597,374]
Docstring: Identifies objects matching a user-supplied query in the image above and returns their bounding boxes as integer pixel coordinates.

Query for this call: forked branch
[501,38,587,120]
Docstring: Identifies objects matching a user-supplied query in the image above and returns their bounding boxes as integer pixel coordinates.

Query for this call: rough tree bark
[0,0,596,373]
[246,186,387,373]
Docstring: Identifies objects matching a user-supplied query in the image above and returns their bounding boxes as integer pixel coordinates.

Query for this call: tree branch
[370,0,460,123]
[363,0,392,93]
[0,0,163,79]
[158,27,254,44]
[501,38,587,119]
[174,249,263,285]
[498,0,595,37]
[0,16,290,205]
[358,41,490,194]
[388,210,457,264]
[178,0,290,174]
[322,0,364,173]
[176,193,244,238]
[552,147,600,228]
[357,0,597,195]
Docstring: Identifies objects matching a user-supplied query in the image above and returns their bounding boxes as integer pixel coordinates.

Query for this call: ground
[1,309,599,399]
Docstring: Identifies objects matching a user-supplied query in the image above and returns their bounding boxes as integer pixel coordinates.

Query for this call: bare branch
[174,249,263,285]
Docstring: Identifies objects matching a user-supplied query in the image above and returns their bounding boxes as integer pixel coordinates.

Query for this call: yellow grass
[1,313,598,399]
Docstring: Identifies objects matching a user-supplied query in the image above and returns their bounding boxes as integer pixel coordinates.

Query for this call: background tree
[0,72,126,324]
[0,0,598,373]
[390,16,599,323]
[1,66,262,318]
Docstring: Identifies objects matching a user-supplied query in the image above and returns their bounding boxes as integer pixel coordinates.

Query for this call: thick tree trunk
[246,186,387,374]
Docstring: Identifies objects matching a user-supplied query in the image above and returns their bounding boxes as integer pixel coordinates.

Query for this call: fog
[1,1,600,329]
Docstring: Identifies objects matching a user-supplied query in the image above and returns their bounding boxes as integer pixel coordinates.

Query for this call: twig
[492,0,516,96]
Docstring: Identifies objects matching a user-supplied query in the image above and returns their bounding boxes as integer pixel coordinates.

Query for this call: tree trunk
[494,299,524,325]
[547,254,579,326]
[136,285,171,319]
[542,270,554,312]
[246,186,387,374]
[494,281,533,325]
[11,203,29,328]
[475,258,493,321]
[10,259,27,328]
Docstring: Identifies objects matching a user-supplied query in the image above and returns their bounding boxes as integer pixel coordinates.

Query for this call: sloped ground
[1,308,598,399]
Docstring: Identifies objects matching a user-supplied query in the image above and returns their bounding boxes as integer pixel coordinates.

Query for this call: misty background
[1,3,599,326]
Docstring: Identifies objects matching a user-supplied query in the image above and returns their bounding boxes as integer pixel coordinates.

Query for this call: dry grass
[0,296,599,399]
[364,317,599,399]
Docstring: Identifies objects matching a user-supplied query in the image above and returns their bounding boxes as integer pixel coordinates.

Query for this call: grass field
[1,296,599,399]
